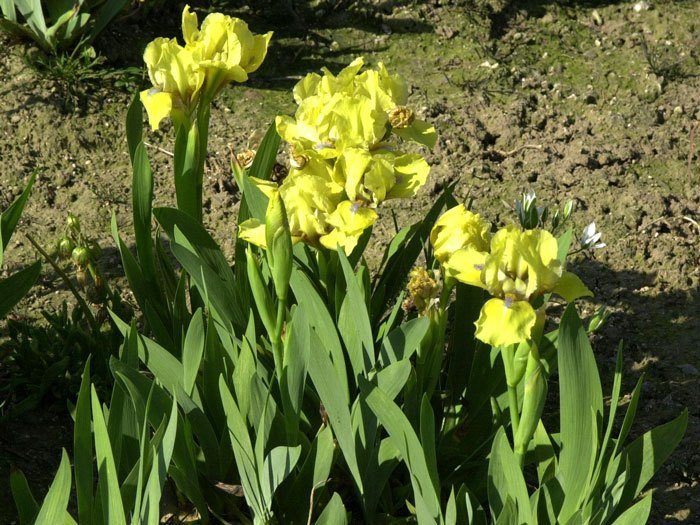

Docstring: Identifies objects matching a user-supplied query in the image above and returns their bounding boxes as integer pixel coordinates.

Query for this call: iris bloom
[275,57,435,205]
[431,207,592,347]
[239,159,376,253]
[430,204,490,264]
[140,5,272,130]
[181,6,272,89]
[140,38,204,130]
[475,227,591,346]
[429,204,492,288]
[240,58,435,254]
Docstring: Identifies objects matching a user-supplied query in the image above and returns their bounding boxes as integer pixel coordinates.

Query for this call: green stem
[272,296,287,381]
[507,383,520,439]
[26,234,100,333]
[439,276,454,309]
[194,103,211,224]
[87,261,115,303]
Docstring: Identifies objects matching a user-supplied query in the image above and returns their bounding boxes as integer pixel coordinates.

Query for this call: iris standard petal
[238,218,267,248]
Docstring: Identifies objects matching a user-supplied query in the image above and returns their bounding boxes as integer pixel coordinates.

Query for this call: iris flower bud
[514,350,547,457]
[588,306,610,333]
[66,213,81,232]
[245,247,275,337]
[265,192,293,301]
[563,200,575,221]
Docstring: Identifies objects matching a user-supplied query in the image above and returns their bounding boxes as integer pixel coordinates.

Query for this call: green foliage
[11,349,179,525]
[10,67,687,525]
[1,198,126,417]
[0,302,118,417]
[0,0,130,54]
[0,173,40,319]
[22,46,141,105]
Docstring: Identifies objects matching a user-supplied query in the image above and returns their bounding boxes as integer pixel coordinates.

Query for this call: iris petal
[475,298,537,347]
[139,89,173,130]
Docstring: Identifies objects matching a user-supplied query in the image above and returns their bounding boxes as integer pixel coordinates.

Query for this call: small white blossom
[581,222,606,250]
[522,189,537,210]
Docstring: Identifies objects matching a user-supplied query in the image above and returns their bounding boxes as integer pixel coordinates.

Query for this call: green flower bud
[514,351,547,457]
[550,209,561,230]
[265,193,293,301]
[66,213,81,232]
[57,236,74,259]
[563,200,575,220]
[245,247,276,337]
[71,246,90,267]
[512,341,530,386]
[588,306,610,333]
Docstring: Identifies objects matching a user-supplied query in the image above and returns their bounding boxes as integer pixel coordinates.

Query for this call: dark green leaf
[91,387,127,525]
[337,248,375,379]
[0,261,41,318]
[131,141,157,284]
[617,410,687,511]
[487,428,530,522]
[155,207,246,333]
[248,121,280,182]
[182,309,205,395]
[611,494,652,525]
[10,469,38,525]
[363,379,440,522]
[74,358,93,525]
[1,172,35,262]
[125,94,143,163]
[306,328,363,491]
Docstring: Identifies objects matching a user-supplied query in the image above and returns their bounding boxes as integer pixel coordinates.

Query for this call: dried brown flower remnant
[389,105,415,129]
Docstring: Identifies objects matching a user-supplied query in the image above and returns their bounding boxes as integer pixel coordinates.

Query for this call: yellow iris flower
[240,59,435,254]
[430,204,491,265]
[431,207,592,347]
[140,37,204,130]
[277,57,436,152]
[239,158,364,252]
[320,201,378,252]
[475,227,591,346]
[140,5,272,130]
[274,58,434,212]
[181,6,272,88]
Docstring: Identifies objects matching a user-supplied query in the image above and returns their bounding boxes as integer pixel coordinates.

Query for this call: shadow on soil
[96,0,432,93]
[572,259,699,521]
